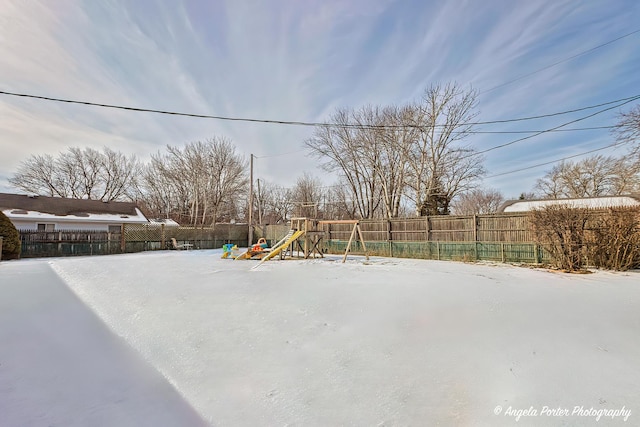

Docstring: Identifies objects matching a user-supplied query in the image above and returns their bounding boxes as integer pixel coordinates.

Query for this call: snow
[2,251,640,426]
[502,196,640,212]
[0,259,207,426]
[3,207,149,230]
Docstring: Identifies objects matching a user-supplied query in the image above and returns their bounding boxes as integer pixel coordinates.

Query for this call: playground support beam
[317,220,359,224]
[318,220,369,263]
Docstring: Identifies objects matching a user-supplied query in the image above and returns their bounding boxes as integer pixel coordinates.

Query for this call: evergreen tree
[0,211,21,260]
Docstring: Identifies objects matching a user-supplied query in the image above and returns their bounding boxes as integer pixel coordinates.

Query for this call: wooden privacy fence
[264,213,551,264]
[323,214,536,242]
[19,223,248,258]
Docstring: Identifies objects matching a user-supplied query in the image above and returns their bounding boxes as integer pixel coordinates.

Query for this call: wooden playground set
[221,218,369,268]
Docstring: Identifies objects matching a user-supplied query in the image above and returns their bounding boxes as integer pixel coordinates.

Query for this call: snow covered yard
[2,251,639,426]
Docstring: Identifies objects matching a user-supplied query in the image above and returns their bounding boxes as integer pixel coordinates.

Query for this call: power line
[454,125,616,135]
[486,140,631,179]
[1,89,638,129]
[473,95,640,156]
[480,28,640,94]
[254,149,306,159]
[465,95,639,125]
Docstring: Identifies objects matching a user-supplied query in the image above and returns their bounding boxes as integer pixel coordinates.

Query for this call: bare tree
[323,184,360,220]
[611,155,640,194]
[451,188,505,215]
[142,138,248,226]
[291,173,324,218]
[9,147,140,201]
[268,185,295,224]
[406,83,485,216]
[253,179,269,226]
[8,154,60,196]
[376,105,416,218]
[306,108,383,219]
[533,164,565,199]
[306,83,484,218]
[138,161,181,219]
[534,155,639,198]
[251,180,295,225]
[614,104,640,154]
[306,104,419,219]
[100,148,141,201]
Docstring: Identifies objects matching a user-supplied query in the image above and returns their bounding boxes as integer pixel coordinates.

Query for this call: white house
[499,195,640,212]
[0,193,149,231]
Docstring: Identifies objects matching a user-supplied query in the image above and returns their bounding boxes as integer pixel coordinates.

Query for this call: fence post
[437,241,440,260]
[473,214,478,260]
[161,224,166,249]
[473,215,478,242]
[501,243,505,263]
[424,216,429,241]
[120,224,126,253]
[387,220,392,258]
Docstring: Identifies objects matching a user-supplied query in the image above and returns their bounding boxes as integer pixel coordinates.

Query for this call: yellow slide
[251,230,305,269]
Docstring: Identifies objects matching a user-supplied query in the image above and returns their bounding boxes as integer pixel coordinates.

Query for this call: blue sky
[1,0,639,199]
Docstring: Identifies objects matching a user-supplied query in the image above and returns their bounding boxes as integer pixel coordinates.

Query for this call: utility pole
[257,178,263,226]
[248,154,254,246]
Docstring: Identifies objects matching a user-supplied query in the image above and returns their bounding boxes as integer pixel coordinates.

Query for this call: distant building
[0,192,149,231]
[498,195,640,213]
[148,218,180,227]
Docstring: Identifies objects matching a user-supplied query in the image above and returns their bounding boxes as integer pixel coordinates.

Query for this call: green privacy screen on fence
[324,240,550,264]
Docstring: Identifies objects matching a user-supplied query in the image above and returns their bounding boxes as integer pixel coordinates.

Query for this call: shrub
[0,211,21,260]
[530,205,591,271]
[586,207,640,271]
[531,205,640,271]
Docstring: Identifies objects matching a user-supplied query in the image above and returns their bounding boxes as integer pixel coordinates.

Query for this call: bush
[530,205,640,271]
[530,205,591,271]
[586,207,640,271]
[0,211,21,260]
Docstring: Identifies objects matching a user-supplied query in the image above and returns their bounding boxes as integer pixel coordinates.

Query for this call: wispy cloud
[1,0,639,196]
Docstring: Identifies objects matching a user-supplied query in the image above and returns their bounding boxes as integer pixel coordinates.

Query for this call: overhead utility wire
[460,95,639,126]
[254,149,306,159]
[1,89,637,130]
[480,28,640,94]
[248,125,615,159]
[472,95,640,156]
[450,125,616,135]
[273,134,629,191]
[486,140,631,178]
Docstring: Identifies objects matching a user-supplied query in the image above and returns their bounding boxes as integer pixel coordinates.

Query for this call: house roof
[499,195,640,212]
[0,193,149,224]
[148,218,180,227]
